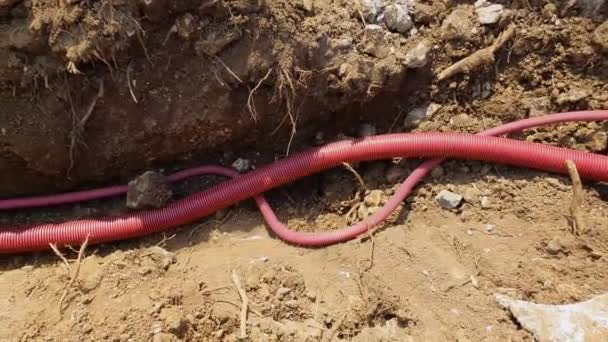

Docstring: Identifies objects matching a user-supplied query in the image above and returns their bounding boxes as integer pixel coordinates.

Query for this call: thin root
[58,236,90,313]
[232,270,249,339]
[438,25,516,81]
[565,160,586,235]
[247,68,273,122]
[126,62,139,104]
[67,80,104,178]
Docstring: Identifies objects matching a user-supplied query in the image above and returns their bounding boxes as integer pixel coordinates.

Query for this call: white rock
[496,292,608,342]
[435,190,463,209]
[359,0,383,23]
[231,158,251,172]
[404,40,431,68]
[384,4,413,33]
[404,103,441,128]
[475,3,504,24]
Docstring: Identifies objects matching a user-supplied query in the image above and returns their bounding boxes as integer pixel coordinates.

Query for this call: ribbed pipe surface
[1,110,607,253]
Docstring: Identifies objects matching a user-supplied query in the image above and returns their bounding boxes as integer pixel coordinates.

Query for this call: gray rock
[475,3,504,25]
[127,171,172,209]
[359,0,383,23]
[435,190,463,209]
[232,158,251,172]
[404,40,431,68]
[384,4,413,33]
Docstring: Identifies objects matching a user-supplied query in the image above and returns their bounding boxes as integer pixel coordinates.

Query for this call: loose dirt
[1,0,608,340]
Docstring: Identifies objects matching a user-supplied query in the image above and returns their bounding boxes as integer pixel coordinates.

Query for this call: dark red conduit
[0,110,607,253]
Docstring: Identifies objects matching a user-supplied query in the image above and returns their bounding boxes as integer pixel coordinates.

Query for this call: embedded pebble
[232,158,251,172]
[404,40,431,68]
[435,190,463,209]
[359,0,383,23]
[475,1,504,25]
[462,187,482,204]
[556,89,588,105]
[441,8,476,40]
[384,4,413,33]
[546,238,564,255]
[364,189,384,207]
[484,224,494,232]
[590,131,607,152]
[593,21,608,52]
[127,171,173,209]
[404,103,441,128]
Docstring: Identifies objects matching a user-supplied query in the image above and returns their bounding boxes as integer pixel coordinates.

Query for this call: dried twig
[438,25,516,81]
[565,160,586,235]
[231,270,249,339]
[341,162,366,192]
[68,80,104,178]
[247,68,273,122]
[49,243,70,272]
[58,236,89,313]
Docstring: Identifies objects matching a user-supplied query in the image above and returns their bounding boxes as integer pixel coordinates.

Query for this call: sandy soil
[1,0,608,341]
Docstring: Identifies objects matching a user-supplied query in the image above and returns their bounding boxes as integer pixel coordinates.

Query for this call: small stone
[299,0,313,12]
[542,3,558,18]
[593,21,608,52]
[358,123,377,137]
[462,187,482,204]
[359,0,383,23]
[484,224,494,232]
[161,309,186,336]
[335,37,353,50]
[480,196,491,208]
[175,13,198,40]
[306,291,317,301]
[232,158,251,172]
[195,27,242,56]
[467,229,473,235]
[127,171,173,209]
[556,89,588,105]
[404,103,440,128]
[546,238,564,255]
[475,2,503,25]
[590,131,607,152]
[442,8,476,40]
[276,287,292,298]
[404,40,431,68]
[364,189,384,207]
[363,24,388,58]
[435,190,463,209]
[430,166,444,179]
[384,4,413,33]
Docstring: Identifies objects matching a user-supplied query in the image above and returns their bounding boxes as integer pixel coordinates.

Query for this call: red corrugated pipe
[0,110,607,253]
